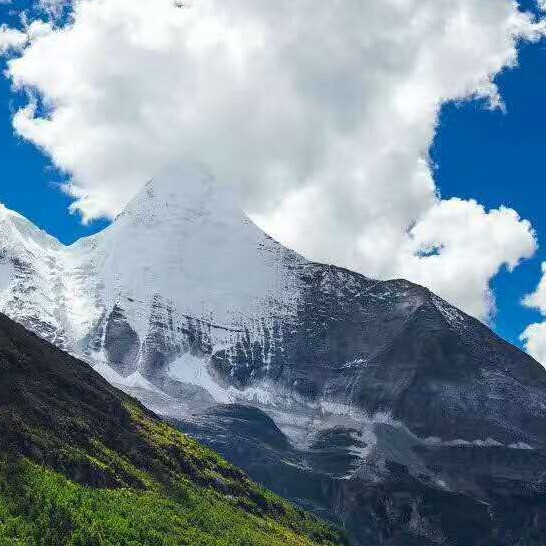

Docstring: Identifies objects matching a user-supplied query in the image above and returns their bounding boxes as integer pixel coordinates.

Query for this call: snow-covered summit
[73,166,305,331]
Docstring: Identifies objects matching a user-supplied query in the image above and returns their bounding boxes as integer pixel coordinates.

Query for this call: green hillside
[0,314,347,546]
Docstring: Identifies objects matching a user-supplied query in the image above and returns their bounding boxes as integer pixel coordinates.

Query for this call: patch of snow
[69,167,305,344]
[168,352,233,403]
[422,435,531,449]
[234,386,277,406]
[123,372,164,393]
[93,362,129,383]
[0,257,13,308]
[94,362,163,394]
[432,294,466,328]
[508,442,534,450]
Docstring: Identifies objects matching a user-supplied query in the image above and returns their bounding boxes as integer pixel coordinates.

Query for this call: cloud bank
[3,0,544,320]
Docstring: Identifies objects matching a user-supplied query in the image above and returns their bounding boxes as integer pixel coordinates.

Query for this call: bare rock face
[1,169,546,545]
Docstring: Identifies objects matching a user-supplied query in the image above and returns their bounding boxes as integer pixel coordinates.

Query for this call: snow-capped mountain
[1,167,546,545]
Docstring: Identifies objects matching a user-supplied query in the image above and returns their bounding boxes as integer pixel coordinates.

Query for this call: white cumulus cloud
[2,0,544,320]
[0,24,26,53]
[521,263,546,367]
[398,199,536,320]
[0,20,52,54]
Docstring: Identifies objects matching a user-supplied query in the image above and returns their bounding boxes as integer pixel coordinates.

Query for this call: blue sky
[0,0,545,349]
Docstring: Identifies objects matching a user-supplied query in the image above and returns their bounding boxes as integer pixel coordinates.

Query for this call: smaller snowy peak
[0,203,63,252]
[0,204,66,346]
[0,202,23,222]
[0,203,101,350]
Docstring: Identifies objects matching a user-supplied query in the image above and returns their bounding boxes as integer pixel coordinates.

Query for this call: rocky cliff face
[1,168,545,545]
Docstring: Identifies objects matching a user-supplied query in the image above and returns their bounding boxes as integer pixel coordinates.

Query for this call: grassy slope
[0,314,347,546]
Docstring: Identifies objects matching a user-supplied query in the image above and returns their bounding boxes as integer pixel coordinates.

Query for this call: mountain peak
[119,164,236,223]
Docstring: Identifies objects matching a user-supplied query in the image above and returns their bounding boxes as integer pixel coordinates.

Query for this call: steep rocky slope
[0,311,346,546]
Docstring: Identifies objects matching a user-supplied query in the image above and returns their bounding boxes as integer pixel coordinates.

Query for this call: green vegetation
[0,456,337,546]
[0,314,347,546]
[0,402,345,546]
